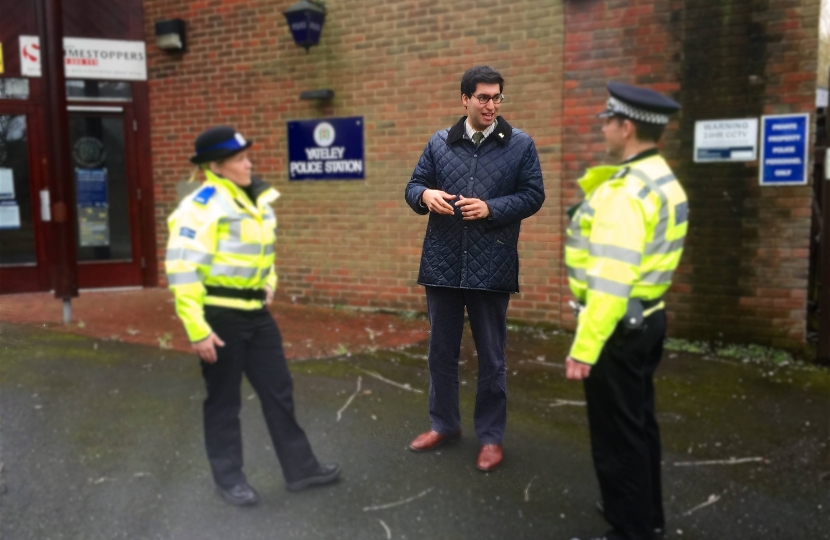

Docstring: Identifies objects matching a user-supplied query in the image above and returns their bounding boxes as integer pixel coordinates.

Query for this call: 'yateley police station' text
[290,147,363,177]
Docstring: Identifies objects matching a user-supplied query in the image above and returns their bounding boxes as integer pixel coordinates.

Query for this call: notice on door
[0,201,21,229]
[0,168,14,199]
[78,206,110,247]
[75,168,110,247]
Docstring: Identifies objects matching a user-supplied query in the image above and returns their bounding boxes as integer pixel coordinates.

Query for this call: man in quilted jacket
[404,65,545,472]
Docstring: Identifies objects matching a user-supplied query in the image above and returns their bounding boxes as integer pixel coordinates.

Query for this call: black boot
[286,463,341,492]
[217,482,259,506]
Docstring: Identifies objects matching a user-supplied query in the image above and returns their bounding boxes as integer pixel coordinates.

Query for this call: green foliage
[664,337,796,366]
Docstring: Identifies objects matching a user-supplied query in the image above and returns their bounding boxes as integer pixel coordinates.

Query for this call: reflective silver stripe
[566,265,587,281]
[654,174,677,187]
[214,194,240,216]
[589,243,642,265]
[209,265,259,279]
[637,186,651,199]
[587,275,632,298]
[166,248,212,266]
[167,271,201,285]
[260,267,272,278]
[227,219,242,240]
[581,204,595,217]
[641,269,674,284]
[630,169,671,249]
[644,237,685,256]
[217,240,262,255]
[566,234,589,250]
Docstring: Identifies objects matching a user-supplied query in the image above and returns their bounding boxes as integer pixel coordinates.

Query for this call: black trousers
[425,286,510,444]
[201,306,319,489]
[583,310,667,540]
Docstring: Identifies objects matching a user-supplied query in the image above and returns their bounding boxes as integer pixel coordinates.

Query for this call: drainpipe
[39,0,79,321]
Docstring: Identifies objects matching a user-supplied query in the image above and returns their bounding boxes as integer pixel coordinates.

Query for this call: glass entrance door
[68,105,143,288]
[0,98,49,293]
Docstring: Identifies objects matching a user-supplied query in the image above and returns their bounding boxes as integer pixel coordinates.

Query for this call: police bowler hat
[598,82,680,125]
[190,126,253,164]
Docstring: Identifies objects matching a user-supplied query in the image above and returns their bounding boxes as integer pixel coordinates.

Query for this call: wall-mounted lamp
[283,0,326,53]
[300,89,334,101]
[155,19,186,52]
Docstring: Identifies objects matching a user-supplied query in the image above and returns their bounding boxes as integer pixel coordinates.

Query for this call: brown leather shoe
[477,444,503,471]
[408,430,460,452]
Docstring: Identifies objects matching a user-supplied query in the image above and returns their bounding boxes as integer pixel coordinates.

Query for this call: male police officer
[564,83,687,540]
[404,66,545,471]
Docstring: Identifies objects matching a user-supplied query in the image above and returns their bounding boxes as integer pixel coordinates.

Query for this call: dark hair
[460,66,504,97]
[614,116,665,143]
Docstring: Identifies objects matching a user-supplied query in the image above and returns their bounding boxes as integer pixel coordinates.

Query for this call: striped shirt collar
[465,118,498,143]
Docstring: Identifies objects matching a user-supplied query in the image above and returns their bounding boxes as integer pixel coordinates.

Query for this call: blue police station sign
[287,117,364,181]
[759,113,809,186]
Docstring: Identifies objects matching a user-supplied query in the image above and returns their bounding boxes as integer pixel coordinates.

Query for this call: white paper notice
[0,203,21,229]
[0,168,14,199]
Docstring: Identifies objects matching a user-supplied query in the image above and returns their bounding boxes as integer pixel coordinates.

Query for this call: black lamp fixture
[155,19,186,52]
[283,0,326,53]
[300,89,334,101]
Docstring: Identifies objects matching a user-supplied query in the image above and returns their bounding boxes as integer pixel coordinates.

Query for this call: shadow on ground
[0,322,827,540]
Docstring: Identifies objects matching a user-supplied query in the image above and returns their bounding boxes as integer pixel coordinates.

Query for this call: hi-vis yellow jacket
[565,152,688,364]
[165,170,279,342]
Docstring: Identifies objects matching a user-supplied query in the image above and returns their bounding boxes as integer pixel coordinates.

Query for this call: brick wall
[562,0,819,350]
[144,0,565,320]
[144,0,819,350]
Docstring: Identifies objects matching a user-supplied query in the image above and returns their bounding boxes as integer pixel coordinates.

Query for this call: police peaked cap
[598,82,681,125]
[190,125,253,164]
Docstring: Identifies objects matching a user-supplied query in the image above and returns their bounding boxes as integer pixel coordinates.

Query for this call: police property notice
[287,117,365,181]
[759,113,809,186]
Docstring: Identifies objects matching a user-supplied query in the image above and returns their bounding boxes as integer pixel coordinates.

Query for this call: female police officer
[165,126,339,506]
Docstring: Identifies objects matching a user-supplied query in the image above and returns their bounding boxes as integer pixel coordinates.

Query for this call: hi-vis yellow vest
[165,170,280,342]
[565,153,688,364]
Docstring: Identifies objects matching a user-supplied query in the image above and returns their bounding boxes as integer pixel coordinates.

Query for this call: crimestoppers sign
[287,117,364,181]
[19,36,146,80]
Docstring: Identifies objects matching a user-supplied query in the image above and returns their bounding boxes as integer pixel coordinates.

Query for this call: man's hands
[456,195,490,220]
[192,332,225,364]
[565,356,592,380]
[421,189,456,215]
[421,190,490,220]
[265,284,274,306]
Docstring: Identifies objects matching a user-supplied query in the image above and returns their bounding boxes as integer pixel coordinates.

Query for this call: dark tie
[472,132,484,147]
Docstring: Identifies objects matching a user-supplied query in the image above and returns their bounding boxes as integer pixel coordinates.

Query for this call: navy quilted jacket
[405,116,545,293]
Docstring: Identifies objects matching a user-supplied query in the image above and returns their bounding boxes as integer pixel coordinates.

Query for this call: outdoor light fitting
[300,89,334,101]
[283,0,326,53]
[155,19,186,51]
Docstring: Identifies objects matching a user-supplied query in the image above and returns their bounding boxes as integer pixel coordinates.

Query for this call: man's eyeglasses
[471,93,505,105]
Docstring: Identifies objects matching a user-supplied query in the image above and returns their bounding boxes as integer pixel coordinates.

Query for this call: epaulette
[193,186,216,206]
[610,166,630,180]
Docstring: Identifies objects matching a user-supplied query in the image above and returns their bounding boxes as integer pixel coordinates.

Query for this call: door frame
[66,101,145,289]
[0,101,51,293]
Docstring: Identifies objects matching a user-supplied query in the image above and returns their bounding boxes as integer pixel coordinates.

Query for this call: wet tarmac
[0,322,827,540]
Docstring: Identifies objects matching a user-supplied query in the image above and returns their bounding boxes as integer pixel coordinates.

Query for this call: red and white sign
[20,36,41,77]
[19,36,146,81]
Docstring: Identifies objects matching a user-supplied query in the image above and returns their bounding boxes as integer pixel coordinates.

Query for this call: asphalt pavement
[0,322,827,540]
